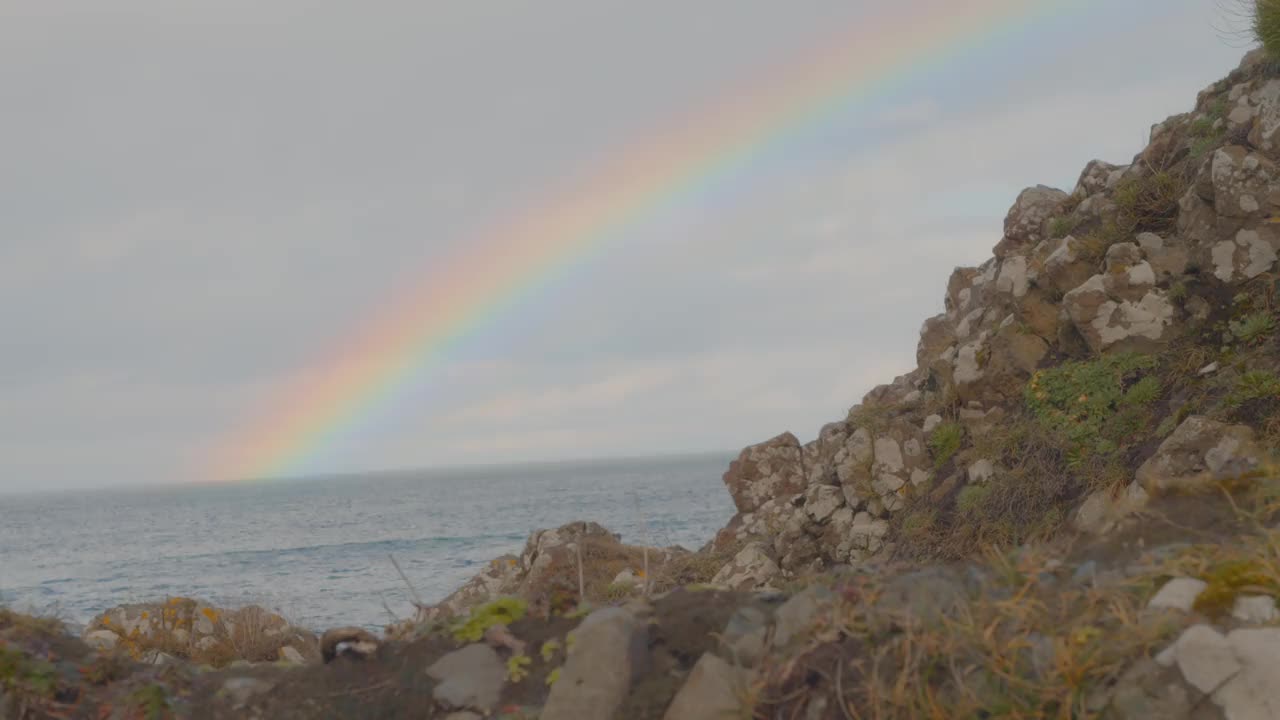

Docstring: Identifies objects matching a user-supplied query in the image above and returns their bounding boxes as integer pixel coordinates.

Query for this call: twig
[377,592,401,625]
[576,541,585,604]
[388,554,424,608]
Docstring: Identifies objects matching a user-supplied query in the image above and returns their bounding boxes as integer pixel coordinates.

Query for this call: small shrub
[129,684,170,720]
[539,639,560,662]
[451,598,527,643]
[1048,215,1081,240]
[957,484,991,515]
[1192,559,1279,616]
[1228,312,1275,346]
[1225,370,1280,408]
[1113,171,1185,232]
[1121,376,1162,407]
[1188,116,1217,138]
[1256,0,1280,59]
[603,582,634,602]
[506,654,532,682]
[928,422,964,468]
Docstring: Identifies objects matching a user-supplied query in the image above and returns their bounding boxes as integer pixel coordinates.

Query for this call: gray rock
[218,677,274,710]
[542,608,647,720]
[1136,416,1265,495]
[426,644,506,712]
[1074,482,1149,535]
[711,542,779,591]
[1105,658,1193,720]
[967,459,995,484]
[772,585,835,648]
[84,629,119,651]
[1147,578,1208,612]
[662,653,753,720]
[720,606,769,667]
[1159,624,1280,718]
[880,567,968,627]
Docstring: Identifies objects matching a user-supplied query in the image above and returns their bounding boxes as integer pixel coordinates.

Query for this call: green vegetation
[927,421,964,468]
[956,484,991,515]
[130,683,171,720]
[1047,215,1081,240]
[1024,352,1159,457]
[1228,311,1275,346]
[451,597,527,643]
[1077,220,1133,264]
[1193,559,1280,616]
[506,654,532,682]
[1225,370,1280,408]
[1256,0,1280,59]
[0,643,58,703]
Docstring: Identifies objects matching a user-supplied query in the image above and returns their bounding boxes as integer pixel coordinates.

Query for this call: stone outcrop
[82,598,318,666]
[404,521,675,628]
[1136,416,1266,495]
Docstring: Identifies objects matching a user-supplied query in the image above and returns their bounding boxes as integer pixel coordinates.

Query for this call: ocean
[0,453,736,631]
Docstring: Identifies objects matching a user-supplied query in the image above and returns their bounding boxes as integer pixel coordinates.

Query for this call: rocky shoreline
[8,49,1280,719]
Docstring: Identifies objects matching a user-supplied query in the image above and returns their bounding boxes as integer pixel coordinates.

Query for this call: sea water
[0,453,736,630]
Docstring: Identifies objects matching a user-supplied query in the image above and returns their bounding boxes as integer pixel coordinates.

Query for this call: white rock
[1171,625,1240,694]
[1233,595,1279,624]
[85,630,119,651]
[967,459,995,484]
[1148,578,1208,612]
[923,415,943,433]
[1199,362,1220,376]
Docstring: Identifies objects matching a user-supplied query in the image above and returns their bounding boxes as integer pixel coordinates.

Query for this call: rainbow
[207,0,1084,482]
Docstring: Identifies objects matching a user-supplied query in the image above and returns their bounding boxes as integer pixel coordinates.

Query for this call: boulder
[1136,416,1266,495]
[722,433,806,514]
[1157,625,1280,719]
[542,608,648,720]
[83,599,314,666]
[711,542,780,591]
[1074,481,1149,535]
[1063,274,1176,354]
[1209,227,1279,283]
[662,653,753,720]
[994,185,1069,258]
[426,644,507,713]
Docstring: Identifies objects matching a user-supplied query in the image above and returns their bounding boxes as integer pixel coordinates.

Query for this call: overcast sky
[0,1,1252,492]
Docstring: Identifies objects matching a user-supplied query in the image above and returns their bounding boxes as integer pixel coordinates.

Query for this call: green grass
[1256,0,1280,59]
[928,422,964,469]
[1225,370,1280,408]
[1048,215,1081,240]
[1229,312,1276,346]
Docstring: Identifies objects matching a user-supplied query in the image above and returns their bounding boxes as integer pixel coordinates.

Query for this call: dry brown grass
[753,480,1280,719]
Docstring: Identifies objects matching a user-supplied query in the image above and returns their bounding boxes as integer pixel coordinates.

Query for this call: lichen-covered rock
[1136,416,1266,495]
[711,542,780,591]
[1209,227,1279,283]
[994,185,1069,258]
[1249,78,1280,157]
[83,599,316,666]
[1062,274,1176,353]
[1073,159,1127,197]
[1043,235,1098,296]
[722,432,805,514]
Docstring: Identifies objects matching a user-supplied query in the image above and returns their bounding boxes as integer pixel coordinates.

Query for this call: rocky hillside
[6,50,1280,720]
